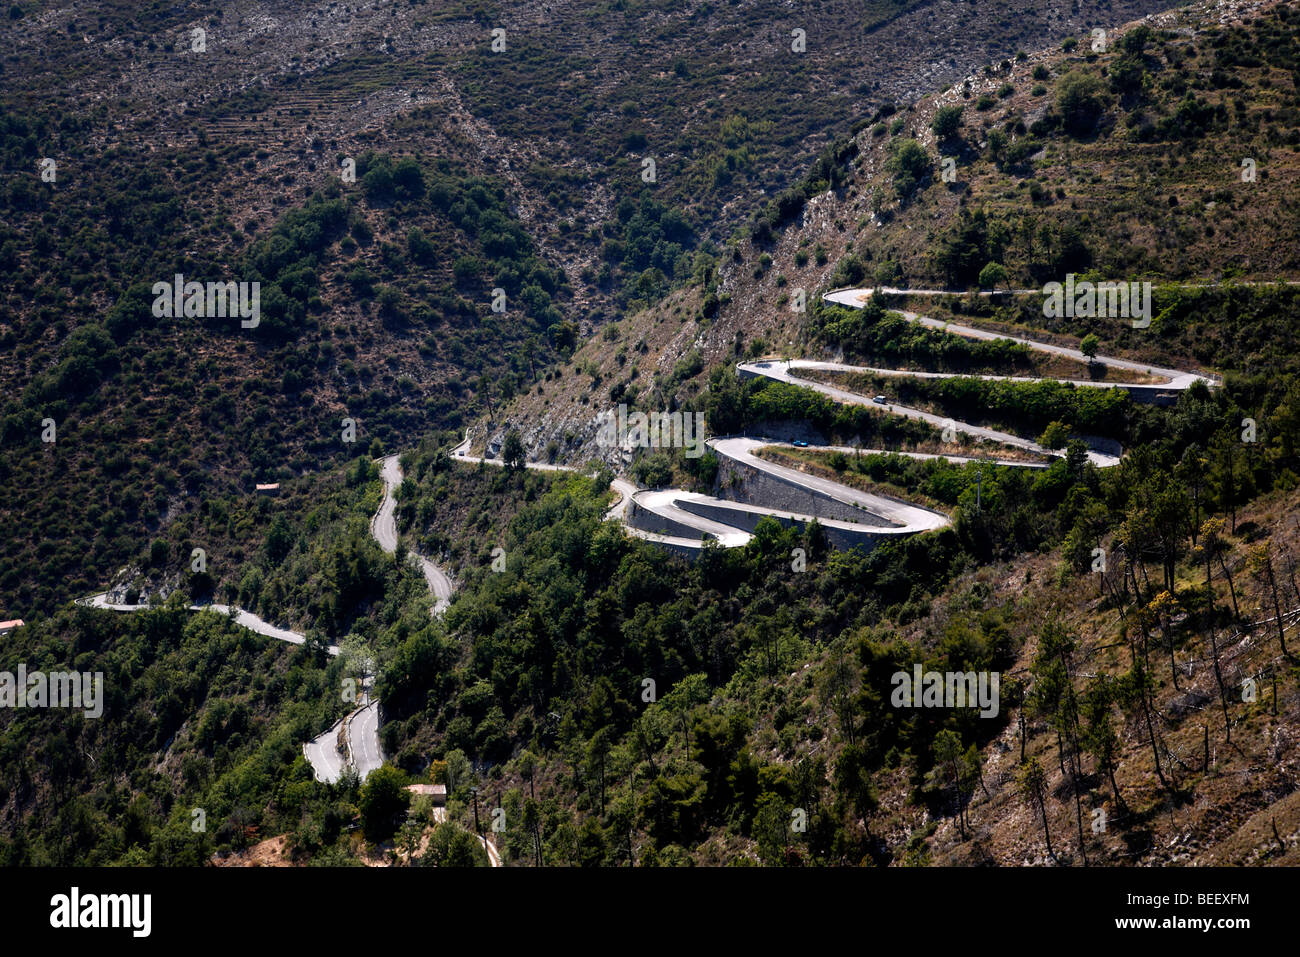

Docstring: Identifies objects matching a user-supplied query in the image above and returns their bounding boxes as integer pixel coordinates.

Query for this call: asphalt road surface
[303,717,347,784]
[374,454,454,615]
[347,697,384,781]
[82,594,340,655]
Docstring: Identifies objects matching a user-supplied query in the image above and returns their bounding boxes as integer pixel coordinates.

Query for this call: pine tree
[1017,758,1054,861]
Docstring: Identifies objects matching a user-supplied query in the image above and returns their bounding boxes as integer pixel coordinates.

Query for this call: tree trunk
[1059,647,1088,865]
[1160,617,1181,690]
[1208,625,1231,746]
[1127,558,1144,609]
[1226,447,1237,533]
[950,759,966,841]
[1037,792,1055,860]
[1141,683,1170,790]
[1218,554,1241,620]
[1190,483,1201,546]
[1263,551,1290,657]
[1135,612,1152,675]
[1102,567,1126,612]
[1205,554,1232,745]
[1070,749,1088,866]
[1139,561,1154,601]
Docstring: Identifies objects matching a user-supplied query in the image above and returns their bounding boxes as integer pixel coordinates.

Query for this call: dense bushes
[0,146,572,614]
[811,299,1036,374]
[894,375,1134,440]
[0,602,348,865]
[704,365,932,448]
[377,463,978,862]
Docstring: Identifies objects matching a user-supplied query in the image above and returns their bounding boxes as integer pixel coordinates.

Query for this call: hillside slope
[487,0,1300,463]
[4,0,1300,869]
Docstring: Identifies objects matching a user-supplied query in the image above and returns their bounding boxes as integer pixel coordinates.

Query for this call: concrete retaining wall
[626,500,707,540]
[674,498,893,551]
[713,452,894,526]
[649,537,705,561]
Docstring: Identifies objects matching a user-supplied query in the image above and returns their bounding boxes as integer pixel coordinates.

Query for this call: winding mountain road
[76,285,1217,860]
[453,287,1215,553]
[738,359,1121,468]
[303,716,348,784]
[78,591,377,783]
[79,457,463,788]
[347,695,384,780]
[374,454,454,615]
[301,455,460,785]
[823,287,1217,393]
[79,593,341,656]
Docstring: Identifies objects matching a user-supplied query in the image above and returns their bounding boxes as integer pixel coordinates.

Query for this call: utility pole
[976,466,983,510]
[471,785,481,836]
